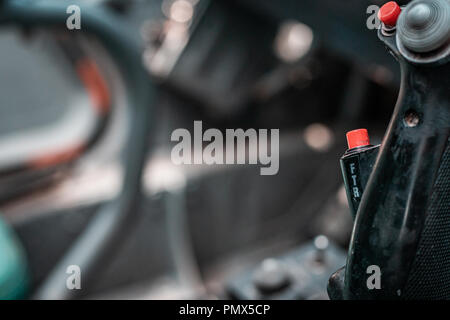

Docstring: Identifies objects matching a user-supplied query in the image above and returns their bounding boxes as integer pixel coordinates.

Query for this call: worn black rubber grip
[342,44,450,299]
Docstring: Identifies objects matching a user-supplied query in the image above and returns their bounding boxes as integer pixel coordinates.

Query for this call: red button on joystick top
[378,1,402,27]
[346,129,370,150]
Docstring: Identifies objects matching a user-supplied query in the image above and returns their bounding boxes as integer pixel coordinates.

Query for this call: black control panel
[227,237,346,300]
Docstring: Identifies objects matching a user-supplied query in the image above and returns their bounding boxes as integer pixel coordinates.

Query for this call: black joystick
[329,0,450,300]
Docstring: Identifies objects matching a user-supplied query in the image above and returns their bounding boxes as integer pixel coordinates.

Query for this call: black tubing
[1,0,155,299]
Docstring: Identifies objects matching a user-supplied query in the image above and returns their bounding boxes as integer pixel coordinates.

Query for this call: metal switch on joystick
[397,0,450,53]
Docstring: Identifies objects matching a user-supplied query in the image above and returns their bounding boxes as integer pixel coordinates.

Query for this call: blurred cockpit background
[0,0,405,299]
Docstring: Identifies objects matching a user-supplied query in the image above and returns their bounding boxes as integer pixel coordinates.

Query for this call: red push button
[346,129,370,149]
[378,1,402,27]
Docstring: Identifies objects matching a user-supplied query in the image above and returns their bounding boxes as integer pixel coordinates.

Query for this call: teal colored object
[0,216,28,299]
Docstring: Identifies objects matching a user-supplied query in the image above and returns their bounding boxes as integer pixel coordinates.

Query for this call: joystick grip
[329,0,450,299]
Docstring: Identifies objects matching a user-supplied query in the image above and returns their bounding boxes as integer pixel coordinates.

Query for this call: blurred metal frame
[0,0,156,299]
